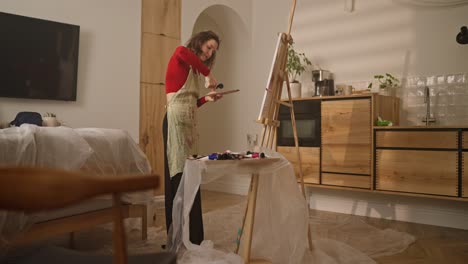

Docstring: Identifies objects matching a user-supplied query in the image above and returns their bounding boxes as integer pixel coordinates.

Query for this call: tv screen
[0,12,79,101]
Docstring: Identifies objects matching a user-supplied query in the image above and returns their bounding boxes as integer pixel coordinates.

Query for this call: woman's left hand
[205,73,218,89]
[205,90,223,102]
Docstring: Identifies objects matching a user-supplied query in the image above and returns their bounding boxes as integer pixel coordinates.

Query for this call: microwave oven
[277,100,321,147]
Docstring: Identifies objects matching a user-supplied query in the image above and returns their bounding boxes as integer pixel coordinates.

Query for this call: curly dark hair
[186,30,220,68]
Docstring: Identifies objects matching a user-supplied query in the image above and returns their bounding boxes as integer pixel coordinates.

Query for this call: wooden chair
[0,166,176,264]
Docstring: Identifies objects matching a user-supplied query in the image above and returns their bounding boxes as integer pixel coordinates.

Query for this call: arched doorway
[192,5,253,154]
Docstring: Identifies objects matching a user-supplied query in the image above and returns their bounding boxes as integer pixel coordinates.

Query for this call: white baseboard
[307,188,468,230]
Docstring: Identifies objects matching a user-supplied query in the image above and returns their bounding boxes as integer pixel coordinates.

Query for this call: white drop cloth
[0,125,153,247]
[167,149,415,264]
[169,149,310,264]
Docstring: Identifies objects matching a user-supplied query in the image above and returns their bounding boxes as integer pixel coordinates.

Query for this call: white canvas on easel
[258,34,284,123]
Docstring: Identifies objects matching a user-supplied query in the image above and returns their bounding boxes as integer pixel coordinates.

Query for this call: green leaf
[369,73,400,90]
[286,42,311,82]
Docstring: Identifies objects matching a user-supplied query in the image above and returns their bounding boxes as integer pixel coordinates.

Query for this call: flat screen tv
[0,12,79,101]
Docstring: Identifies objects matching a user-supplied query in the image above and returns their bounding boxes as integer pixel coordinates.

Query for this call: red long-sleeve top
[165,46,210,107]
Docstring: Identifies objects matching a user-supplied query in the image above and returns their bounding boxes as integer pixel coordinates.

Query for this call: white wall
[293,0,468,91]
[182,0,468,229]
[0,0,141,140]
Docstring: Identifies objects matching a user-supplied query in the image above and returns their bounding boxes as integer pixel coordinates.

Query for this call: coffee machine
[312,70,334,96]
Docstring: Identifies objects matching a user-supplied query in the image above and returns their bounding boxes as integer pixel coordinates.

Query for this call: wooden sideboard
[321,97,372,189]
[463,131,468,198]
[375,129,458,196]
[375,127,467,200]
[277,94,468,201]
[277,146,320,184]
[277,93,399,189]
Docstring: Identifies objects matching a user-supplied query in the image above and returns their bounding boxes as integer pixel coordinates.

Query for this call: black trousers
[163,114,204,245]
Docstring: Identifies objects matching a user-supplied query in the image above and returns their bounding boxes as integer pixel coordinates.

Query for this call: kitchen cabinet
[375,130,458,149]
[463,131,468,148]
[375,129,460,197]
[277,146,319,184]
[376,149,458,196]
[140,0,181,195]
[463,152,467,198]
[321,173,371,189]
[278,93,467,201]
[321,98,372,188]
[277,94,399,189]
[463,131,468,198]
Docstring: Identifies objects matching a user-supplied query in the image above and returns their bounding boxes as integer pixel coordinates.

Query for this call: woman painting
[163,30,222,245]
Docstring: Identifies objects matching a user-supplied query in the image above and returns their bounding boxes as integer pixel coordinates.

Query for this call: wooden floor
[194,190,468,264]
[36,189,468,263]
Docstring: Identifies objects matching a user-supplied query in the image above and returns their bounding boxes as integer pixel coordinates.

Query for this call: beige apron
[166,68,203,177]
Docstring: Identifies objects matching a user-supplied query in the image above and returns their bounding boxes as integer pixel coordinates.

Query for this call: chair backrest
[0,166,159,264]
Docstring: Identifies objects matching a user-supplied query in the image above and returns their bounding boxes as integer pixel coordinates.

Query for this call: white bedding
[0,124,154,243]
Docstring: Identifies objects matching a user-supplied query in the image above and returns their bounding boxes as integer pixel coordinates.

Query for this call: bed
[0,125,154,245]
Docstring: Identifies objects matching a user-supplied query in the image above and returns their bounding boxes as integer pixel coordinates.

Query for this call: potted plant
[367,73,400,96]
[286,42,312,98]
[42,112,60,127]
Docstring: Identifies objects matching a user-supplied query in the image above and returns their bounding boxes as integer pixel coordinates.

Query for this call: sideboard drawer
[376,149,458,196]
[462,132,467,198]
[376,131,457,149]
[463,131,468,149]
[277,146,320,184]
[322,173,370,189]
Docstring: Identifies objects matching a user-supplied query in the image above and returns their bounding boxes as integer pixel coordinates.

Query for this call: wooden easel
[235,1,312,263]
[257,0,306,200]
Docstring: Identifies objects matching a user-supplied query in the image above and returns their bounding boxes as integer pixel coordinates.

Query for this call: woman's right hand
[205,73,217,89]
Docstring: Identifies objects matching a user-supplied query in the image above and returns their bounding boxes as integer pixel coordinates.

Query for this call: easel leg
[237,173,260,264]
